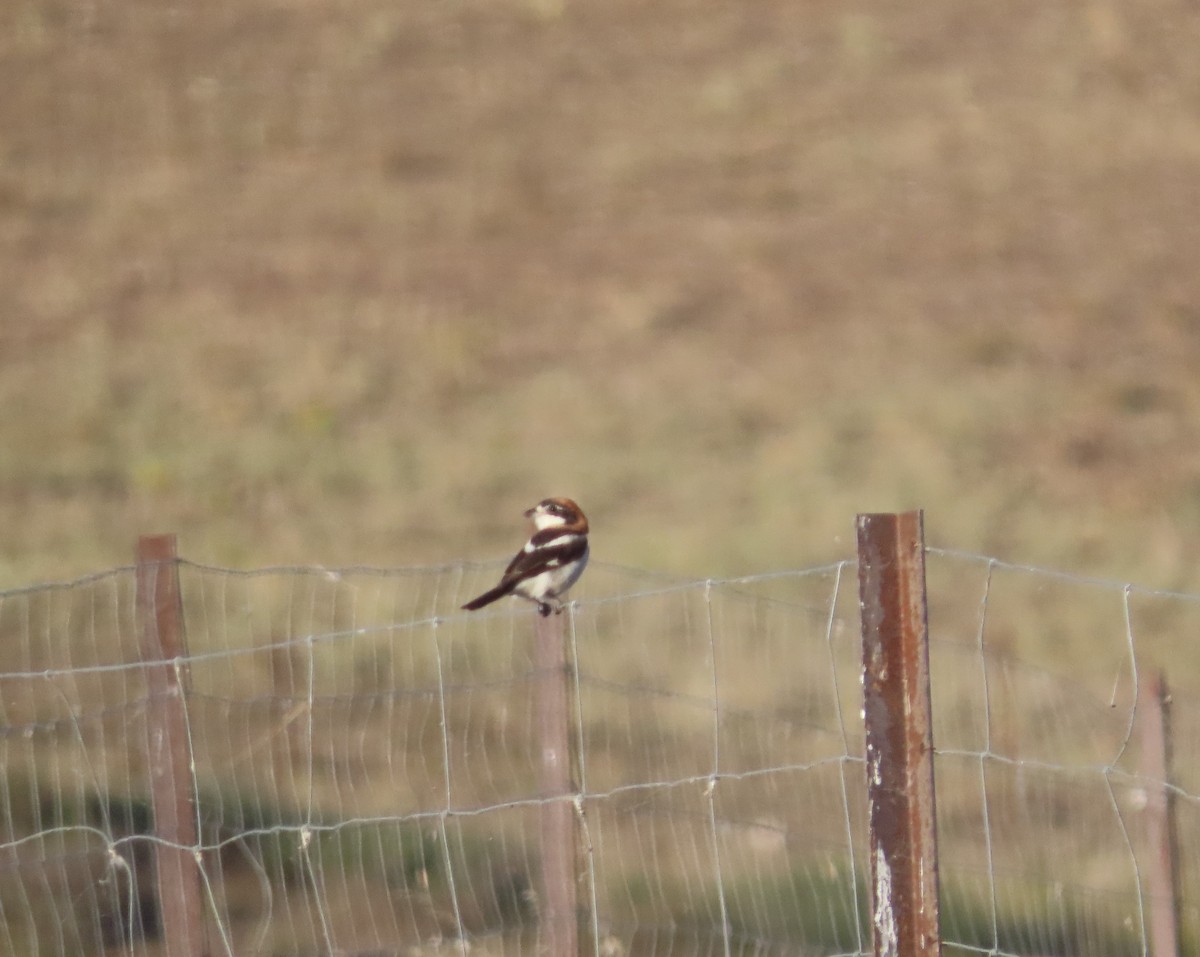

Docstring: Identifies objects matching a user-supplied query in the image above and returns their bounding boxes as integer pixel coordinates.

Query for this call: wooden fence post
[1140,670,1180,957]
[535,609,577,957]
[856,511,942,957]
[136,534,206,956]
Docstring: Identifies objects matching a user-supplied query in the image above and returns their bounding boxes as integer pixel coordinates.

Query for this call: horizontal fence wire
[0,554,1197,957]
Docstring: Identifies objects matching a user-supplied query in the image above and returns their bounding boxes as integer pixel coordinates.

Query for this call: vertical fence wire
[432,613,470,956]
[823,559,866,957]
[973,560,1001,955]
[1108,585,1149,957]
[568,604,604,957]
[702,579,733,957]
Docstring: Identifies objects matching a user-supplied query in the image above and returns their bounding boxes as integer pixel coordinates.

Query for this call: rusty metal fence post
[136,534,206,957]
[856,511,942,957]
[1140,670,1181,957]
[535,609,578,957]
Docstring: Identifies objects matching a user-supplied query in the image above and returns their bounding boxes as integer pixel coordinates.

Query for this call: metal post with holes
[136,534,206,956]
[535,609,578,957]
[856,511,942,957]
[1140,670,1180,957]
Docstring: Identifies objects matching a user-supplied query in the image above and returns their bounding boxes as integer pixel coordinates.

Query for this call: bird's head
[524,497,588,533]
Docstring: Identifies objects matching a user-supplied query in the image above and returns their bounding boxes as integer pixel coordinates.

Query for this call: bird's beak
[523,506,536,518]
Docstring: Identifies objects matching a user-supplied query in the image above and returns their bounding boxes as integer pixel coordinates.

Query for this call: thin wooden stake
[535,609,577,957]
[136,534,206,957]
[857,511,942,957]
[1141,670,1180,957]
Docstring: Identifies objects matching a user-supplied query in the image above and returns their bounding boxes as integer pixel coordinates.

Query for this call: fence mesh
[0,553,1197,956]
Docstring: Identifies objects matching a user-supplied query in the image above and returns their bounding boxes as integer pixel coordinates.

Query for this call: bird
[462,497,590,617]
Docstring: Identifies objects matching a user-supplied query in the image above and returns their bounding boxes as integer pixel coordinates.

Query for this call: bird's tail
[462,581,516,611]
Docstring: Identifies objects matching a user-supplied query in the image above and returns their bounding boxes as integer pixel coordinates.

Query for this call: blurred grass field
[2,0,1200,594]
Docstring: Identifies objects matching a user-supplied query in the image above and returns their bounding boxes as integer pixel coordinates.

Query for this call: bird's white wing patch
[539,534,577,550]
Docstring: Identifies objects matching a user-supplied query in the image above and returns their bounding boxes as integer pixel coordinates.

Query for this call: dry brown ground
[3,2,1200,589]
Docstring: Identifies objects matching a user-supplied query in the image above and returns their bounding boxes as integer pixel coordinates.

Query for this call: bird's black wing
[462,532,587,611]
[498,532,587,584]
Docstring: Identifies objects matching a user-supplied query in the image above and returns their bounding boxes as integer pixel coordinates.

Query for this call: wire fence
[0,527,1198,957]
